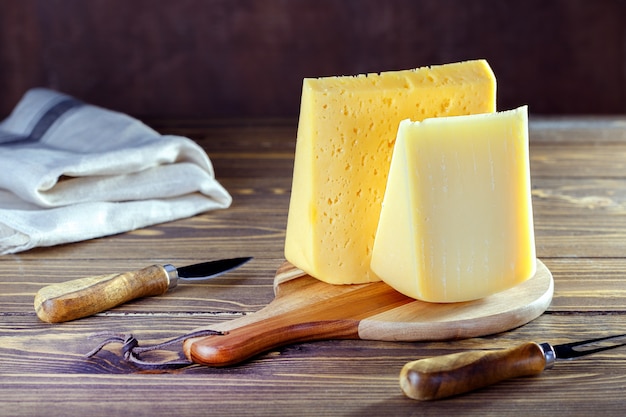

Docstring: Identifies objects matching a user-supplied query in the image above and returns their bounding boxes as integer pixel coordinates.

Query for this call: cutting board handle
[184,314,359,367]
[182,264,408,366]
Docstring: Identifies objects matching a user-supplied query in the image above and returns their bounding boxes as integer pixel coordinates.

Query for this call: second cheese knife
[34,257,252,323]
[400,332,626,400]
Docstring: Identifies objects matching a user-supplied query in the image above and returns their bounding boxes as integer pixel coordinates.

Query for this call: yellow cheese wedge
[371,106,536,302]
[284,60,497,284]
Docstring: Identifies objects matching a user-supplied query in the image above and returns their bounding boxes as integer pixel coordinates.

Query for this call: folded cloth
[0,88,232,255]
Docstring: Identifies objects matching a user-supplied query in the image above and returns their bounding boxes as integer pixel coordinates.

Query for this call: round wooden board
[186,259,553,366]
[275,259,554,342]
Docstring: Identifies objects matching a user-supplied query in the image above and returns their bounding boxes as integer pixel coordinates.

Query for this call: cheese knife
[34,257,252,323]
[400,333,626,400]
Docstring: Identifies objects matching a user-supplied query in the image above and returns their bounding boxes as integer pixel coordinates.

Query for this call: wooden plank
[543,258,626,311]
[530,117,626,143]
[531,144,626,178]
[5,174,626,261]
[532,178,626,257]
[5,258,626,317]
[2,316,626,416]
[0,256,278,314]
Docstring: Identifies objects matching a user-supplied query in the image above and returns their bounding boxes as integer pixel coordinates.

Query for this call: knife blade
[400,333,626,401]
[34,257,252,323]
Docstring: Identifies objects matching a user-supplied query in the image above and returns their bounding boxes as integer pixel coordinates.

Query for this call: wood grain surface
[3,117,626,416]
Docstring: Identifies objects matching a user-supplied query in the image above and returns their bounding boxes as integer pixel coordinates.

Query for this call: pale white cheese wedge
[371,106,536,302]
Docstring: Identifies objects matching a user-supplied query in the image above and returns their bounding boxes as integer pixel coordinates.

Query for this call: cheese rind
[285,60,497,285]
[371,106,536,302]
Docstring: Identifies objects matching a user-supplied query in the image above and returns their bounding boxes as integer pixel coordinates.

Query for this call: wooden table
[2,117,626,416]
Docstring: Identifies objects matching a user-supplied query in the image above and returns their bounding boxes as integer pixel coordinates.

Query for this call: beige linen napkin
[0,88,232,255]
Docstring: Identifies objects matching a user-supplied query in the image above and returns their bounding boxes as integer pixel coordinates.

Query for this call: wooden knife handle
[34,265,171,323]
[400,342,548,400]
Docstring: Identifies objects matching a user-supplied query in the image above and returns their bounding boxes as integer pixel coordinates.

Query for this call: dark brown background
[1,0,624,119]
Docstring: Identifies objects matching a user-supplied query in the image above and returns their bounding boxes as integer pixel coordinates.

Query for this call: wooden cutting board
[183,259,553,367]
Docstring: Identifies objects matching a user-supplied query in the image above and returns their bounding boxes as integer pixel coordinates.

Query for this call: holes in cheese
[371,106,536,302]
[285,60,497,285]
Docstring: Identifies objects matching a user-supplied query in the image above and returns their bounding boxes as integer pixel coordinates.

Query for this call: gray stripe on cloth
[0,97,83,146]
